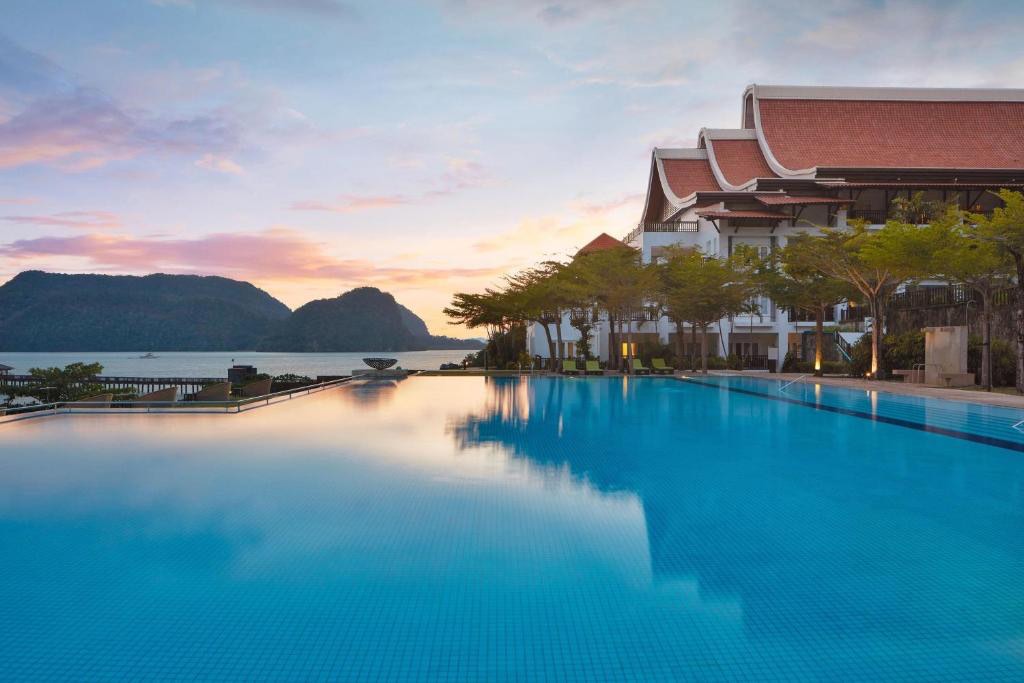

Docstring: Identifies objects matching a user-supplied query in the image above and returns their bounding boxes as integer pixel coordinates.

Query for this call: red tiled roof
[576,232,628,256]
[697,209,790,220]
[710,139,776,186]
[817,181,1024,189]
[758,99,1024,171]
[754,195,854,206]
[661,157,721,199]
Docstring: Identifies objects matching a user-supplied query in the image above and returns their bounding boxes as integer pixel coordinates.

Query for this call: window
[621,342,638,357]
[734,342,759,356]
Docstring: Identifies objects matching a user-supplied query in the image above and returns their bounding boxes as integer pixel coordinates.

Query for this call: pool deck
[702,371,1024,410]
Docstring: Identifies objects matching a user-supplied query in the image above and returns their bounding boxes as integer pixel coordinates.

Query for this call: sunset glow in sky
[3,0,1024,335]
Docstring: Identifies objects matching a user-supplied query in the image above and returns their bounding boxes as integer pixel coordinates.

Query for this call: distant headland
[0,271,482,352]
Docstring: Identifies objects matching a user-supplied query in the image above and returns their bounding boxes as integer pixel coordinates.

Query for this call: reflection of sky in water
[1,377,1023,679]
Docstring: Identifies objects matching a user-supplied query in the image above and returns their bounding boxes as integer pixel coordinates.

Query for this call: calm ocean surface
[0,350,477,378]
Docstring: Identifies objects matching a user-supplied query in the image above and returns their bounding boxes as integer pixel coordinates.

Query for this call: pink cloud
[3,211,122,230]
[289,195,410,213]
[194,153,244,175]
[0,87,241,171]
[291,157,489,212]
[569,193,643,216]
[0,229,504,285]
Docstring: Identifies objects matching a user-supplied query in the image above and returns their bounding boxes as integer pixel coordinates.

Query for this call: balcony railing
[889,285,1014,310]
[788,307,836,323]
[847,209,888,224]
[623,221,700,243]
[739,354,771,370]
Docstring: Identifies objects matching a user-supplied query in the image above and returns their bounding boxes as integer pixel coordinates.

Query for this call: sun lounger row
[560,358,676,375]
[562,360,604,375]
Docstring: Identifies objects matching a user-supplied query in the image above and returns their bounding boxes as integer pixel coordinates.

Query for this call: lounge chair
[562,359,580,375]
[194,382,232,401]
[630,358,651,375]
[240,378,273,397]
[585,360,603,375]
[134,386,178,407]
[651,358,675,375]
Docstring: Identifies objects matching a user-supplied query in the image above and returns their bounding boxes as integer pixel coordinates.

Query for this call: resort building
[529,84,1024,368]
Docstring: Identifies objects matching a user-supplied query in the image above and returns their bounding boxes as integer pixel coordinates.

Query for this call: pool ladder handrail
[778,374,809,392]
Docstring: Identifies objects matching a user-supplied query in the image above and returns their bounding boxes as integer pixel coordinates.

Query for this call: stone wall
[886,304,1016,342]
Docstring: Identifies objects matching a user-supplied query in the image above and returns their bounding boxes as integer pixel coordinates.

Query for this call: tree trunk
[814,307,824,377]
[981,290,992,392]
[690,323,698,371]
[541,322,556,372]
[869,295,881,379]
[700,325,709,374]
[674,320,685,372]
[607,313,618,371]
[1014,258,1024,394]
[554,311,564,364]
[625,313,635,373]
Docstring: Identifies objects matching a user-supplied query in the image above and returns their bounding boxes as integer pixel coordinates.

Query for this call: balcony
[846,209,888,224]
[623,221,700,244]
[732,296,776,326]
[787,307,836,323]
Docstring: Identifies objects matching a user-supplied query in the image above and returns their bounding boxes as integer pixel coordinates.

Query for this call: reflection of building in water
[450,377,1024,651]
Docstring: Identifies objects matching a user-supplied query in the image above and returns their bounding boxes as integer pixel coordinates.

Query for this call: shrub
[781,350,800,373]
[820,360,849,375]
[638,340,674,366]
[726,353,743,370]
[883,330,925,373]
[968,337,1016,387]
[849,335,872,377]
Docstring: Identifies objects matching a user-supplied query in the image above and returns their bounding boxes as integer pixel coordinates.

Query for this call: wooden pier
[0,375,225,397]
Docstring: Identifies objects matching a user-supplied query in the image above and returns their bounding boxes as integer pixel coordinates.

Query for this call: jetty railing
[0,375,225,397]
[0,376,355,425]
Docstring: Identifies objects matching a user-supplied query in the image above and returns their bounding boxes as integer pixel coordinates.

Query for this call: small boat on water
[138,352,158,359]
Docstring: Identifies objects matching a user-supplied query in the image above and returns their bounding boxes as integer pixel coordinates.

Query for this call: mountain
[259,287,483,352]
[0,271,291,352]
[0,272,482,352]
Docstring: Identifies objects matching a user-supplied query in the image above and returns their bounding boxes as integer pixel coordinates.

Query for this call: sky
[2,0,1024,336]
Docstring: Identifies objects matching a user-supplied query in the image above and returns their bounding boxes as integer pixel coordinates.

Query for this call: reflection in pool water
[1,376,1022,680]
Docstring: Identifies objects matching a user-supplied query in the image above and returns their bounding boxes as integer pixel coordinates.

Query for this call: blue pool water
[1,376,1023,680]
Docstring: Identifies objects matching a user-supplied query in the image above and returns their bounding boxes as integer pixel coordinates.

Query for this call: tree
[890,190,953,224]
[28,362,105,401]
[928,207,1013,391]
[575,244,657,371]
[972,189,1024,393]
[799,220,933,378]
[765,234,852,377]
[553,259,598,360]
[444,289,522,368]
[658,246,754,374]
[505,264,569,370]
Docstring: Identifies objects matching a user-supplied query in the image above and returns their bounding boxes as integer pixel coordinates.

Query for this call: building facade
[529,84,1024,368]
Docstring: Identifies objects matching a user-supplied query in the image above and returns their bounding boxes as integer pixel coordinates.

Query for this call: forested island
[0,271,481,352]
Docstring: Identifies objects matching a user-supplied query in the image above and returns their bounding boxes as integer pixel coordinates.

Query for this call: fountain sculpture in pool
[362,358,398,371]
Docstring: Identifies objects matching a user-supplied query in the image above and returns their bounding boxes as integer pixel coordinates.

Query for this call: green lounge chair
[585,360,603,375]
[630,358,651,375]
[562,359,580,375]
[651,358,674,375]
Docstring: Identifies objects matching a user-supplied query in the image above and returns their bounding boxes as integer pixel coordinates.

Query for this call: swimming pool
[1,376,1023,680]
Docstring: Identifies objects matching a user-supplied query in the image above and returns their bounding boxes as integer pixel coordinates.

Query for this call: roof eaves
[751,84,1024,102]
[747,84,818,179]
